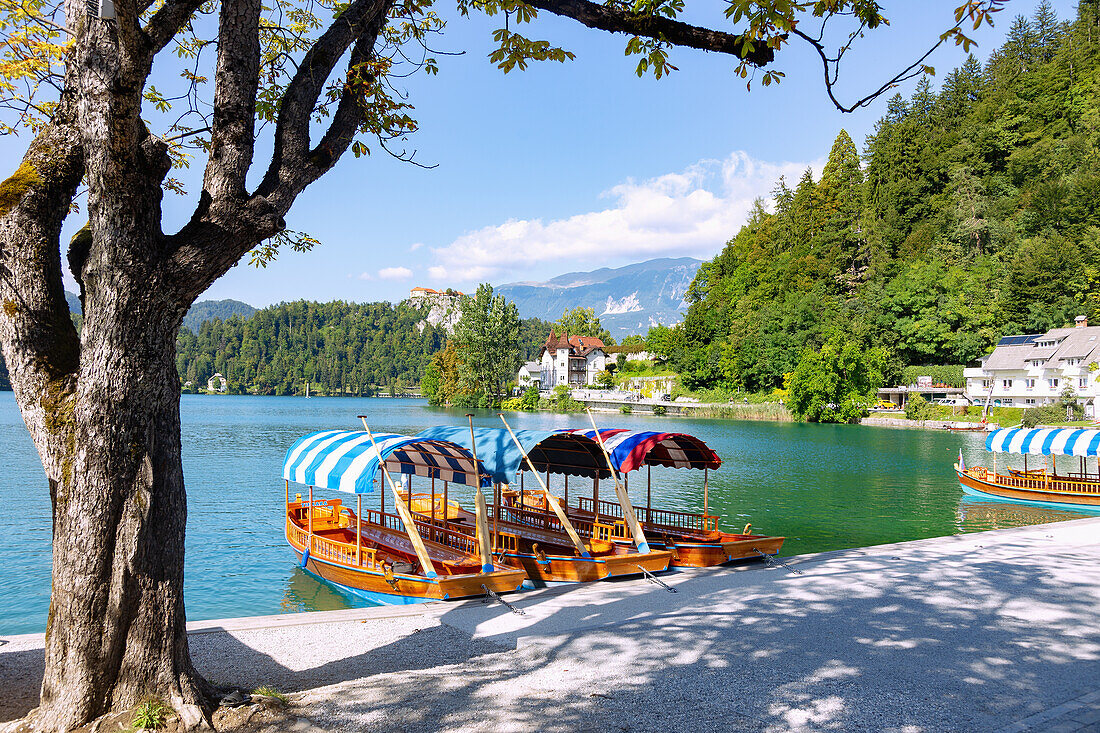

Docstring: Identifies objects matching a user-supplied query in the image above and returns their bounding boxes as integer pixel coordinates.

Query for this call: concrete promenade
[3,518,1100,731]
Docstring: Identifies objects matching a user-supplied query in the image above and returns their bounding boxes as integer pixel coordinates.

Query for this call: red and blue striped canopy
[986,428,1100,457]
[565,429,721,473]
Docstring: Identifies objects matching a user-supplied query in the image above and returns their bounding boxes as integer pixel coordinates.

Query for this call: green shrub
[500,397,525,411]
[1021,404,1084,427]
[520,385,540,410]
[904,394,933,421]
[620,404,632,414]
[550,385,582,412]
[652,405,667,416]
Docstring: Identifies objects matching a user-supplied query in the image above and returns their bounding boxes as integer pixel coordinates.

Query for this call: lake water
[2,392,1095,635]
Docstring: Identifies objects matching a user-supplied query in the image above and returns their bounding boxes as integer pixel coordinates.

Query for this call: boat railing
[407,515,481,556]
[576,497,718,533]
[491,502,617,548]
[398,491,463,520]
[494,531,519,553]
[285,516,380,570]
[973,468,1100,495]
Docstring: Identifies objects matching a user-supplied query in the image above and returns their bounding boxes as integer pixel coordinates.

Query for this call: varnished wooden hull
[502,547,673,585]
[285,501,526,603]
[956,464,1100,507]
[291,547,526,603]
[646,533,786,568]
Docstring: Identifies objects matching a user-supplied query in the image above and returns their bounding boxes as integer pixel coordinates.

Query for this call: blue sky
[9,1,1075,305]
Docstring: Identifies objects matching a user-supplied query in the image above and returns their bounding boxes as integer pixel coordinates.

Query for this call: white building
[517,361,542,389]
[207,372,227,392]
[964,316,1099,417]
[535,331,608,388]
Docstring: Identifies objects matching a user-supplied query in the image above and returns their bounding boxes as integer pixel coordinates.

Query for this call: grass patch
[693,402,793,421]
[130,698,171,730]
[252,685,289,704]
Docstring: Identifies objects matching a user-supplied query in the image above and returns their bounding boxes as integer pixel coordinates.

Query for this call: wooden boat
[282,430,526,603]
[286,497,526,602]
[555,428,786,567]
[403,492,672,582]
[414,426,672,584]
[956,427,1100,507]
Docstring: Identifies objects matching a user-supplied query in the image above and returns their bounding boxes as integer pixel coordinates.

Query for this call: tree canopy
[553,306,613,345]
[658,2,1100,394]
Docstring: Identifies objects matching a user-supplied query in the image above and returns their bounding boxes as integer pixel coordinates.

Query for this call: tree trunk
[35,300,207,731]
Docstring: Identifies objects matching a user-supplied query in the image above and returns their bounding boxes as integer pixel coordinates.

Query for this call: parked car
[660,393,671,402]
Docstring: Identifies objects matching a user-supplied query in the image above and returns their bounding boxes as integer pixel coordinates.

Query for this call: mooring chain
[754,548,803,575]
[637,565,677,593]
[482,584,526,615]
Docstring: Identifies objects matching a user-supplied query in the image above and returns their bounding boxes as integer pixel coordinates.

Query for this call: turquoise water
[1,392,1094,635]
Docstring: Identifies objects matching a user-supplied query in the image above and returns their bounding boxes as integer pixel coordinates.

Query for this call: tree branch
[257,0,392,205]
[143,0,206,56]
[200,0,262,204]
[165,0,393,304]
[524,0,775,66]
[0,108,84,469]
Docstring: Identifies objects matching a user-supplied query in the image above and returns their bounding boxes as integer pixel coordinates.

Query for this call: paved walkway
[3,518,1100,732]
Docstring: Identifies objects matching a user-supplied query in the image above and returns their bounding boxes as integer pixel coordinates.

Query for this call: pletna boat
[534,428,784,567]
[955,427,1100,507]
[282,429,527,603]
[413,425,673,584]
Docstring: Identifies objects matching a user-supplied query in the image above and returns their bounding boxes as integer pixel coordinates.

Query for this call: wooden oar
[498,414,592,559]
[360,419,438,579]
[467,414,494,573]
[585,408,651,553]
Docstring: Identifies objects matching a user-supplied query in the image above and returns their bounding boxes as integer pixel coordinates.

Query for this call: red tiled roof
[539,331,605,357]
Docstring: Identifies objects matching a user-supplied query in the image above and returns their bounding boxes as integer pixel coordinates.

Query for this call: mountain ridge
[494,257,702,337]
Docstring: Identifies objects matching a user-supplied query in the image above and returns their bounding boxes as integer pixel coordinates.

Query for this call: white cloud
[377,266,413,280]
[429,151,822,285]
[409,242,424,251]
[357,272,373,280]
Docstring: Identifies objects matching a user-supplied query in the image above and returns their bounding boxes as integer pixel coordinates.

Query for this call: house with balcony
[532,331,607,388]
[963,316,1100,417]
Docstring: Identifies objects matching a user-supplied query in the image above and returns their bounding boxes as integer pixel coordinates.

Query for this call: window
[1025,399,1036,405]
[1049,378,1060,389]
[1080,379,1088,389]
[982,379,992,389]
[1003,398,1014,406]
[1002,379,1013,389]
[1026,378,1036,389]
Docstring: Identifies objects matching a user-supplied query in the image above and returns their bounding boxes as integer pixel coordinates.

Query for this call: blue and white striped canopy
[282,430,490,493]
[986,428,1100,457]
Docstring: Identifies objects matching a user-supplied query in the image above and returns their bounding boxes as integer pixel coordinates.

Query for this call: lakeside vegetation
[641,4,1100,422]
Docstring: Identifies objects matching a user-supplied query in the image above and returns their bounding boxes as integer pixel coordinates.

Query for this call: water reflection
[280,567,372,614]
[956,496,1100,533]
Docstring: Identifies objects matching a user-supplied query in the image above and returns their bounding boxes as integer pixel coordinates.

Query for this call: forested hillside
[174,300,550,395]
[664,3,1100,392]
[181,299,257,331]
